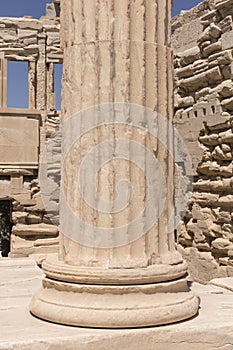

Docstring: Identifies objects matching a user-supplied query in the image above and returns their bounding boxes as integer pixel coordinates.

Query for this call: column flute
[30,0,199,328]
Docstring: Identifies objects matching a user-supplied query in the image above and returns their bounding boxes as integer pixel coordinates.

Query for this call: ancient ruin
[30,0,199,328]
[0,0,61,260]
[172,0,233,282]
[1,0,233,348]
[1,0,232,287]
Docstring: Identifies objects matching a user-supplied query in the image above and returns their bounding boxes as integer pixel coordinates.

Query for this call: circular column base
[30,272,199,328]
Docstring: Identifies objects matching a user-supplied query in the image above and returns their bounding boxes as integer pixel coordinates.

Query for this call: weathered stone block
[213,208,232,223]
[222,30,233,49]
[179,46,201,66]
[17,20,42,31]
[202,40,222,57]
[214,79,233,97]
[212,238,232,255]
[187,218,206,238]
[219,15,233,33]
[12,212,28,224]
[0,116,39,166]
[27,214,42,224]
[46,3,57,18]
[221,96,233,110]
[179,66,222,91]
[178,246,219,283]
[192,192,219,206]
[12,223,58,237]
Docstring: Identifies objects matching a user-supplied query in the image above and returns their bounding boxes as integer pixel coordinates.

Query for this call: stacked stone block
[0,1,62,259]
[172,0,233,282]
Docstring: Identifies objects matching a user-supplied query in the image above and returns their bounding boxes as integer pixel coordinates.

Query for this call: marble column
[30,0,199,328]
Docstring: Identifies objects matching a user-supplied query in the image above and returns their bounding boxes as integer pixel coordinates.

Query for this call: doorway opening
[7,60,29,109]
[0,200,12,257]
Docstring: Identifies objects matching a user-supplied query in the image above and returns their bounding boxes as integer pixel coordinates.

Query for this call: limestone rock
[214,79,233,97]
[179,46,201,66]
[172,0,233,282]
[27,214,42,224]
[202,40,222,57]
[222,29,233,49]
[178,245,219,283]
[212,238,233,255]
[12,223,58,237]
[12,211,28,224]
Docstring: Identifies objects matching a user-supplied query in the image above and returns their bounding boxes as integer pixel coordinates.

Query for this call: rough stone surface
[172,0,233,282]
[0,0,61,259]
[1,0,232,290]
[30,0,199,329]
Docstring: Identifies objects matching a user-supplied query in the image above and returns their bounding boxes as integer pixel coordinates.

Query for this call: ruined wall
[3,0,233,282]
[172,0,233,282]
[0,1,62,260]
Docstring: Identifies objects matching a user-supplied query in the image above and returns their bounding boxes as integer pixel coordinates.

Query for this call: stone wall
[0,1,62,260]
[2,0,233,282]
[172,0,233,282]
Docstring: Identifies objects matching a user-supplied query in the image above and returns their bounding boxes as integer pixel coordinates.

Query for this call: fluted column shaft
[30,0,199,328]
[59,0,178,269]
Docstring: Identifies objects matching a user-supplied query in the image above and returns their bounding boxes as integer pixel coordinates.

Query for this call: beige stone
[0,4,62,258]
[27,214,42,224]
[12,223,58,237]
[17,20,43,31]
[172,2,233,277]
[179,46,201,66]
[222,96,233,110]
[222,30,233,49]
[178,246,220,283]
[0,116,39,166]
[10,235,59,258]
[2,258,233,350]
[211,238,233,255]
[179,66,222,91]
[12,212,28,224]
[198,23,222,43]
[214,79,233,97]
[172,7,206,52]
[30,0,199,328]
[202,41,222,57]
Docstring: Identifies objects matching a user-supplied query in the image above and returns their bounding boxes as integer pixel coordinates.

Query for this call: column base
[30,258,199,328]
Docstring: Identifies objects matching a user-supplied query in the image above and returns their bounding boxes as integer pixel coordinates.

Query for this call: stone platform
[1,257,233,350]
